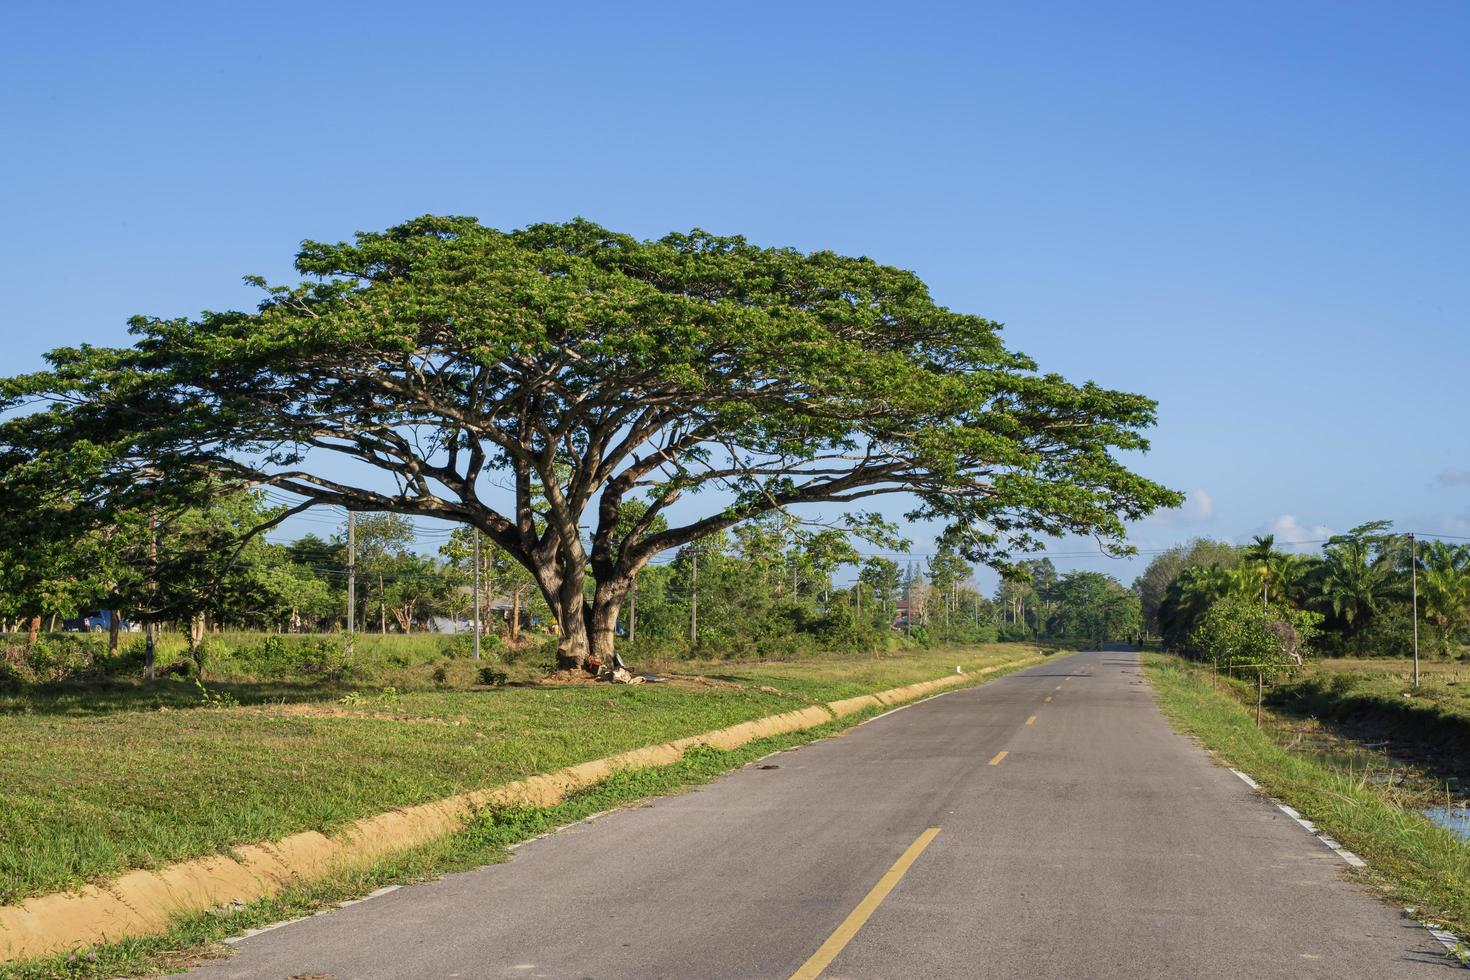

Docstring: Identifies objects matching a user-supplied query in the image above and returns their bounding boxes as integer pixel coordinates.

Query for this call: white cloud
[1437,468,1470,486]
[1262,515,1334,551]
[1143,488,1214,525]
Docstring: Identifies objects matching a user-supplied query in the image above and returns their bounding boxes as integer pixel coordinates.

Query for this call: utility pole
[905,561,913,637]
[144,512,157,681]
[346,510,356,654]
[1256,669,1263,726]
[1410,532,1419,688]
[689,552,698,644]
[472,529,481,661]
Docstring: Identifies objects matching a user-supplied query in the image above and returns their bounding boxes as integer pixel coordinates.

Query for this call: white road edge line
[1422,920,1469,961]
[1228,767,1466,966]
[222,884,402,945]
[1229,769,1260,791]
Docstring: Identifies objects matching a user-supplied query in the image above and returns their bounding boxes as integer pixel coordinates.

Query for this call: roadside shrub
[1191,597,1321,678]
[159,658,197,678]
[20,635,102,682]
[319,652,368,684]
[502,637,557,668]
[200,634,347,678]
[95,638,148,677]
[1326,671,1368,696]
[439,633,500,658]
[1356,604,1414,658]
[477,666,508,686]
[0,659,23,694]
[431,664,450,685]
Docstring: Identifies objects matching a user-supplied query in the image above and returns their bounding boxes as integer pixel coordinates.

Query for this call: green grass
[0,728,856,979]
[662,643,1050,700]
[1145,654,1470,939]
[1263,658,1470,772]
[0,643,1045,908]
[3,629,557,693]
[1291,657,1470,715]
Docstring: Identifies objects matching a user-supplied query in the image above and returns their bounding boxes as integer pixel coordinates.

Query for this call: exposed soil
[662,673,790,697]
[536,669,603,686]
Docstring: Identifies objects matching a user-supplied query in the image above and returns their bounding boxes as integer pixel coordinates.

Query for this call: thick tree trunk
[108,610,120,654]
[554,601,589,669]
[587,579,629,667]
[551,569,591,669]
[27,615,40,644]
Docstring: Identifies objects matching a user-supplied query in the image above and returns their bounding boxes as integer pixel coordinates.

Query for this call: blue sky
[2,2,1466,589]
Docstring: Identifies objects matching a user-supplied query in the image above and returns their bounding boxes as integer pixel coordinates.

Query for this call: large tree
[1133,537,1240,634]
[1,216,1179,669]
[1045,571,1140,646]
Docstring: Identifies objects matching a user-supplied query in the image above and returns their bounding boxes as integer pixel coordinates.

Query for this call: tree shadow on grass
[0,676,374,717]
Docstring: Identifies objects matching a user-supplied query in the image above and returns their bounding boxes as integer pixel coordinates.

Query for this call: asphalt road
[187,651,1455,978]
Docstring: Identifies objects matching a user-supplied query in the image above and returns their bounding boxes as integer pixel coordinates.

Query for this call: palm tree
[1271,552,1316,608]
[1160,563,1234,652]
[1313,537,1400,652]
[1420,542,1470,655]
[1243,534,1275,606]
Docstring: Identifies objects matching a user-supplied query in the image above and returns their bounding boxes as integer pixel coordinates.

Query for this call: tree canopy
[1,216,1180,667]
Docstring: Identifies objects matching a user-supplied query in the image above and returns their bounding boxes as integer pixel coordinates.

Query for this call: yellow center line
[1025,714,1037,726]
[988,750,1008,766]
[789,828,941,980]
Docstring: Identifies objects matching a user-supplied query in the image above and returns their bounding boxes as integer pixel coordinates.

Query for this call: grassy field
[1263,658,1470,772]
[2,629,539,692]
[1289,657,1470,708]
[1,726,869,979]
[649,644,1054,701]
[1145,655,1470,944]
[0,642,1047,908]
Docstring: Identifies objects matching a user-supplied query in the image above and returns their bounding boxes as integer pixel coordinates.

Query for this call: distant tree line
[1137,523,1470,660]
[990,559,1141,648]
[0,490,1002,660]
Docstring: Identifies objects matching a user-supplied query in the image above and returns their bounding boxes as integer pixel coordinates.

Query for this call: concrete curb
[0,656,1043,963]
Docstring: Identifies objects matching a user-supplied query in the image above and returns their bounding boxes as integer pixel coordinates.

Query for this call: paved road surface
[188,651,1454,978]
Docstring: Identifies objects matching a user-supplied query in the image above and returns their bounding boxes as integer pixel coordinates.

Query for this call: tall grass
[1146,655,1470,939]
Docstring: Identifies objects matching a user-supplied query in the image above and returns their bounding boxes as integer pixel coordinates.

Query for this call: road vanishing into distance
[189,651,1455,979]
